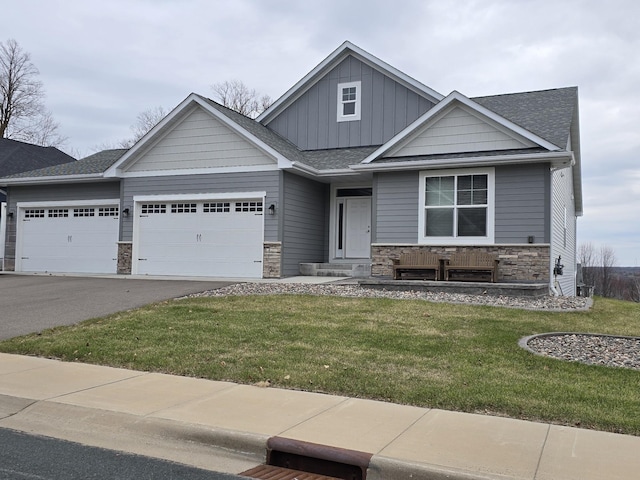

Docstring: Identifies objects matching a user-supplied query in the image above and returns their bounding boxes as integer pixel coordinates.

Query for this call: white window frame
[418,168,495,245]
[337,81,361,122]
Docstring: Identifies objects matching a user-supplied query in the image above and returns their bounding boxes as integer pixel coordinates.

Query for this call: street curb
[368,455,500,480]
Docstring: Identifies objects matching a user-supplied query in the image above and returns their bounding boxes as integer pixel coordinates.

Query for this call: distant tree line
[579,243,640,302]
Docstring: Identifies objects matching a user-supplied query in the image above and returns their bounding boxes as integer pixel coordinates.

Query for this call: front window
[337,81,361,122]
[419,169,494,244]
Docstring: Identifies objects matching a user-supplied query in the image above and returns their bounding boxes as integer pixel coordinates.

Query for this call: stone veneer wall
[117,242,132,274]
[263,241,282,278]
[372,244,550,283]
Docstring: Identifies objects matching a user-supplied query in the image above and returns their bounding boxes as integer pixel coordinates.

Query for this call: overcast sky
[3,0,639,265]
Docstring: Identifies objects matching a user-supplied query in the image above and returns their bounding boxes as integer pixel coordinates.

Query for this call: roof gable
[257,41,444,126]
[388,105,537,158]
[363,91,561,164]
[105,94,294,177]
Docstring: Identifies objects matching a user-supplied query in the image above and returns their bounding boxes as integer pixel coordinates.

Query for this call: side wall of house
[281,172,328,276]
[550,165,577,295]
[268,56,435,150]
[2,182,121,270]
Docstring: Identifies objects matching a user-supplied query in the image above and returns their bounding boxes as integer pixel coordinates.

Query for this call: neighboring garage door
[18,203,119,274]
[134,199,264,278]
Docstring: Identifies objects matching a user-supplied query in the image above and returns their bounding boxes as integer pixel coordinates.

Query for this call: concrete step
[299,263,371,278]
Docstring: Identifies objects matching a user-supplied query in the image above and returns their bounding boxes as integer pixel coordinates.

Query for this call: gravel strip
[524,333,640,371]
[183,282,591,311]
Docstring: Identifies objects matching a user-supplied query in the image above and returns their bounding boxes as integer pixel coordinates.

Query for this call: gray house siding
[281,172,328,276]
[3,182,121,267]
[373,171,419,243]
[268,56,435,150]
[494,164,550,244]
[374,165,550,244]
[550,165,577,295]
[121,171,281,243]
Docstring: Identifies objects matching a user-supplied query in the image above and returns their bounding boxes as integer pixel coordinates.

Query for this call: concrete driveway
[0,274,233,340]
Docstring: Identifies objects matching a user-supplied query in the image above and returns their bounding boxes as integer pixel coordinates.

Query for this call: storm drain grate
[240,464,341,479]
[239,437,371,480]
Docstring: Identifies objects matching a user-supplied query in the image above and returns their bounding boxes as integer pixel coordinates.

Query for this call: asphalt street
[0,274,231,340]
[0,427,245,479]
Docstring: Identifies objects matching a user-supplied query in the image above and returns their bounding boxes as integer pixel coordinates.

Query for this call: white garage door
[18,204,119,274]
[135,199,264,278]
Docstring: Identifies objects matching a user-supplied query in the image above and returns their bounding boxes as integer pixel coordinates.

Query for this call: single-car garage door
[134,199,264,278]
[17,203,120,274]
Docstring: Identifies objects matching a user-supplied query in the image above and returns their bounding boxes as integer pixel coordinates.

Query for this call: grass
[1,294,639,435]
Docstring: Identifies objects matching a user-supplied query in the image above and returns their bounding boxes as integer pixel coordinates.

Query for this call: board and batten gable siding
[281,172,328,276]
[390,106,537,157]
[374,165,550,244]
[121,171,280,243]
[3,182,121,265]
[268,55,435,150]
[551,165,577,296]
[126,107,275,172]
[494,164,550,244]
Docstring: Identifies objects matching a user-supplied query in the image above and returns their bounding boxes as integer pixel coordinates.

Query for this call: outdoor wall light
[122,208,130,217]
[7,211,14,219]
[268,204,276,215]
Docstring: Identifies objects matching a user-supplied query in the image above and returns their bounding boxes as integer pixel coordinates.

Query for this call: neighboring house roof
[0,138,76,177]
[0,149,126,183]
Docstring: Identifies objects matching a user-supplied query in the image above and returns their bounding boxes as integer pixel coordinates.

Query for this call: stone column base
[263,242,282,278]
[117,242,133,274]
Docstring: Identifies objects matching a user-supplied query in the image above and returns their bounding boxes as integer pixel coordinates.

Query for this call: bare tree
[0,38,66,147]
[211,80,271,118]
[119,106,167,148]
[578,242,597,287]
[599,245,616,298]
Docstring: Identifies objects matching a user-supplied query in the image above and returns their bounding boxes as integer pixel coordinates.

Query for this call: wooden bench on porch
[444,253,499,283]
[392,252,440,280]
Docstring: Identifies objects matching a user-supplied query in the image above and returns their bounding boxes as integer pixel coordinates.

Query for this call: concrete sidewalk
[0,353,638,480]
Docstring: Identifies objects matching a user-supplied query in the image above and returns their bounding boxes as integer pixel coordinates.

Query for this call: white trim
[0,174,106,186]
[119,164,279,178]
[0,202,6,270]
[337,81,361,122]
[329,183,373,261]
[258,41,443,124]
[132,192,267,203]
[352,151,573,172]
[17,199,120,208]
[362,91,561,165]
[418,168,495,246]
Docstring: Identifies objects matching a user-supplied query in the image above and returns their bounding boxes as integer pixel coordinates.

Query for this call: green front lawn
[1,294,639,435]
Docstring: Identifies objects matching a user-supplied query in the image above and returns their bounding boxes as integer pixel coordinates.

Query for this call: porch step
[299,263,371,278]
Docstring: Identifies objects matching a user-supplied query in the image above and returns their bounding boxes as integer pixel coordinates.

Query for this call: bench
[392,252,440,280]
[444,253,499,283]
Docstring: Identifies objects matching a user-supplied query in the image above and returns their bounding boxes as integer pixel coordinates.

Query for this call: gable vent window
[235,201,263,213]
[141,204,167,214]
[204,202,230,213]
[24,209,45,218]
[98,207,119,217]
[337,81,361,122]
[73,208,95,217]
[49,209,69,218]
[171,203,197,213]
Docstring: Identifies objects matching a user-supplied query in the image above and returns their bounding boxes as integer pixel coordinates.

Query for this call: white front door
[345,197,371,258]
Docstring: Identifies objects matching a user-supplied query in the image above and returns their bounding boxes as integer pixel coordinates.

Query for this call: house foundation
[117,242,132,274]
[371,244,550,283]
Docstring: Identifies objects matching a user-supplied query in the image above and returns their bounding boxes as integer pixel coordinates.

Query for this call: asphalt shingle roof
[472,87,577,149]
[0,138,76,177]
[0,149,127,180]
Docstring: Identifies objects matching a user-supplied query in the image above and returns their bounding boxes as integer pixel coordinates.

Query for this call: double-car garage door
[16,197,265,278]
[134,199,264,278]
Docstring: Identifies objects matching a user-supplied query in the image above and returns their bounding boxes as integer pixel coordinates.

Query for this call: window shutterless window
[418,168,494,245]
[337,81,361,122]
